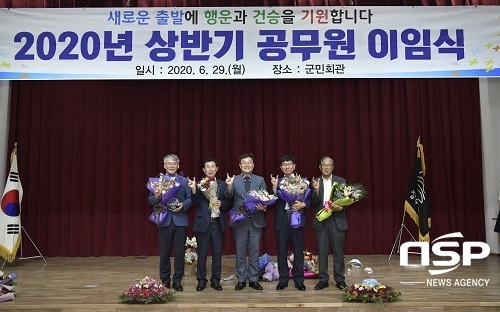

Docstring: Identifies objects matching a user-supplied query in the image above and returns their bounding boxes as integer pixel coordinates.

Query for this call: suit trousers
[158,223,187,284]
[195,221,224,284]
[234,218,262,283]
[315,218,346,283]
[276,216,305,284]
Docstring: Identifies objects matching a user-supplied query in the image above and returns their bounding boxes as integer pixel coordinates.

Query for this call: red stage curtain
[4,0,487,257]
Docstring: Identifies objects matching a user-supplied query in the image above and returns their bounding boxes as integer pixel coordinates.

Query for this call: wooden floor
[0,254,499,311]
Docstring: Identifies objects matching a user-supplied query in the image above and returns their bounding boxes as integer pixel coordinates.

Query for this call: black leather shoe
[276,282,288,290]
[295,282,306,291]
[249,281,263,290]
[172,282,183,291]
[196,282,206,291]
[314,281,329,290]
[336,281,348,290]
[162,282,170,289]
[211,282,223,291]
[235,282,246,291]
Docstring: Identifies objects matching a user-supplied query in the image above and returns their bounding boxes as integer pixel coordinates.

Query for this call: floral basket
[185,236,198,265]
[342,279,401,305]
[118,276,174,304]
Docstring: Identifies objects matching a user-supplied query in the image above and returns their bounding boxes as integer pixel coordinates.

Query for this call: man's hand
[173,202,184,212]
[311,177,320,194]
[291,201,306,211]
[225,173,235,187]
[256,203,267,211]
[330,202,343,212]
[270,174,278,193]
[187,177,196,193]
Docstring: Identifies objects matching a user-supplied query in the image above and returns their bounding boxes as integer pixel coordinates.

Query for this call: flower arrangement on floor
[0,271,16,302]
[118,276,174,304]
[342,278,401,305]
[185,236,198,265]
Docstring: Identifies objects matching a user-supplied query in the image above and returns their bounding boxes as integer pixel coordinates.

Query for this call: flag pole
[388,137,422,262]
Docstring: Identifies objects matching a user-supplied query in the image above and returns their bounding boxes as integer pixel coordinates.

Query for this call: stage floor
[0,254,499,311]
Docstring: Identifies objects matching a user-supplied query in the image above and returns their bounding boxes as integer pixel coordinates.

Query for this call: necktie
[244,176,250,193]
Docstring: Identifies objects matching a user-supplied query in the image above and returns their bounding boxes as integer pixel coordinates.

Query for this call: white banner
[0,6,498,79]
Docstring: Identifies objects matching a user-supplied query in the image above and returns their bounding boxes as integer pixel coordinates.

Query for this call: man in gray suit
[311,156,348,291]
[148,154,192,291]
[225,153,268,291]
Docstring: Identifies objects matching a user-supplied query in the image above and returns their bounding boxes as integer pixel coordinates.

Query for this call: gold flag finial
[10,142,17,164]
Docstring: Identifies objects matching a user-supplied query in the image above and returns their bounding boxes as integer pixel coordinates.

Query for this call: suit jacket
[192,179,232,233]
[225,173,268,228]
[148,175,192,228]
[311,175,347,231]
[273,176,312,231]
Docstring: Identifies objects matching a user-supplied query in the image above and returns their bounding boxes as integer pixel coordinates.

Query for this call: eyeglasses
[165,162,178,166]
[281,162,294,167]
[321,163,333,167]
[241,161,254,165]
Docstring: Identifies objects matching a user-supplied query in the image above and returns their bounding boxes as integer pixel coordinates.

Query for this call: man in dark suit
[270,155,311,291]
[225,153,268,291]
[311,156,348,291]
[148,154,192,291]
[187,158,232,291]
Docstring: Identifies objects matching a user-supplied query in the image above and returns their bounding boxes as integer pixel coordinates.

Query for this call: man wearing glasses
[225,153,268,291]
[311,156,348,291]
[270,155,311,291]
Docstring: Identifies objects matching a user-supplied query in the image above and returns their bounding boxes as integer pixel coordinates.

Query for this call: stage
[0,254,499,311]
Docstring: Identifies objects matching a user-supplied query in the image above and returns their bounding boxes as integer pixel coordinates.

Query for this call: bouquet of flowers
[316,182,367,222]
[185,236,198,265]
[229,189,277,225]
[118,276,174,304]
[197,176,219,215]
[0,272,16,302]
[243,189,277,214]
[277,175,311,228]
[146,174,181,225]
[303,251,319,277]
[342,279,401,305]
[287,251,318,279]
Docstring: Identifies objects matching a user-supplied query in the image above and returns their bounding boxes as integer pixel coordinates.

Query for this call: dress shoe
[196,282,206,291]
[234,282,246,291]
[336,281,348,291]
[276,282,288,290]
[162,282,170,289]
[295,282,306,291]
[211,282,223,291]
[249,281,263,290]
[172,282,183,291]
[314,281,329,290]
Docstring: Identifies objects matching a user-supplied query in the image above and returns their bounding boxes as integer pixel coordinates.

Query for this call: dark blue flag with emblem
[404,139,430,242]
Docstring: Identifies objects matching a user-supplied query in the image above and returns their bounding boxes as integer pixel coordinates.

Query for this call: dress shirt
[322,175,333,205]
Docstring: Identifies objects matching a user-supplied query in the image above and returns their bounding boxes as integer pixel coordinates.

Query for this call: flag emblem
[1,189,21,217]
